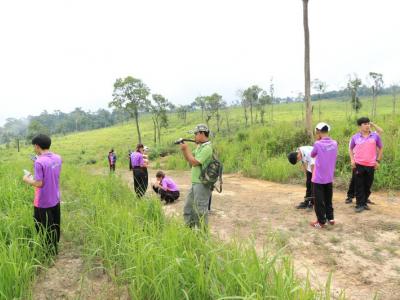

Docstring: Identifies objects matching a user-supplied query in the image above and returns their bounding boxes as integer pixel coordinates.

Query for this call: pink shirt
[161,176,179,192]
[349,132,382,167]
[311,137,338,184]
[33,152,62,208]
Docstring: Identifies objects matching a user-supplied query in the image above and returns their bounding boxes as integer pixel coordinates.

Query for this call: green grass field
[0,95,397,299]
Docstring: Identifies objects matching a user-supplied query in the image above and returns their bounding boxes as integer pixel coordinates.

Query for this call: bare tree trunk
[152,118,157,144]
[250,103,253,125]
[16,138,20,152]
[134,110,142,144]
[303,0,313,138]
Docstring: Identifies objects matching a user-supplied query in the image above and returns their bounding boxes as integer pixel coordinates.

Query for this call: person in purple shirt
[23,134,62,255]
[130,143,148,197]
[310,122,338,228]
[349,117,384,213]
[152,171,180,203]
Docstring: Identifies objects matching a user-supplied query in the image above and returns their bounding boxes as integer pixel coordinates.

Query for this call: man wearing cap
[179,124,213,229]
[310,122,338,228]
[349,117,383,213]
[287,146,315,209]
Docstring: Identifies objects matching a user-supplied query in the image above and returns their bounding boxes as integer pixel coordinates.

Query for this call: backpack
[200,152,223,193]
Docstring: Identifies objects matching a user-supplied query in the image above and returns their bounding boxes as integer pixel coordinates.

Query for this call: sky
[1,0,399,126]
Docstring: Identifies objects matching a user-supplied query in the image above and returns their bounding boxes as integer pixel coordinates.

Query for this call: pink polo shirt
[349,132,382,167]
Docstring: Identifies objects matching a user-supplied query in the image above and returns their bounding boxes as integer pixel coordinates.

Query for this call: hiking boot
[296,201,308,209]
[345,197,353,204]
[366,199,375,205]
[328,220,335,225]
[310,220,325,228]
[355,206,365,213]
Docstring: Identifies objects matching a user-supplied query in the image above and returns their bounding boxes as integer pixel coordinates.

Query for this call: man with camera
[178,124,213,229]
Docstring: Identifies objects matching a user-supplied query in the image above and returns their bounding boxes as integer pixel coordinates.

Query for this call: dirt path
[118,168,400,300]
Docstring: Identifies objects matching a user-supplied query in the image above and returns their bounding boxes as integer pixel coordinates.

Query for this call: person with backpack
[108,149,117,172]
[179,124,213,229]
[152,171,180,203]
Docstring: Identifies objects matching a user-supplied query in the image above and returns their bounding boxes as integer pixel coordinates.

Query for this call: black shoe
[366,199,375,205]
[345,197,353,204]
[355,206,365,213]
[296,202,308,209]
[363,205,371,210]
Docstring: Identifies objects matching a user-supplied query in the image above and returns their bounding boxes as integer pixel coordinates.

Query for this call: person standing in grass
[130,143,148,197]
[287,146,315,210]
[152,171,180,203]
[310,123,338,228]
[179,124,213,229]
[349,117,384,213]
[23,134,62,255]
[108,149,117,172]
[345,121,383,205]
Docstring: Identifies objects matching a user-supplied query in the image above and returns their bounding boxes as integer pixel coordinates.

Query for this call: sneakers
[355,206,365,213]
[328,220,335,225]
[345,197,353,204]
[310,220,325,228]
[296,201,308,209]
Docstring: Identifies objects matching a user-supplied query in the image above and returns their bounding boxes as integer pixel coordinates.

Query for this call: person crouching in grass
[287,146,315,210]
[349,117,383,213]
[23,134,62,255]
[310,123,338,228]
[152,171,180,204]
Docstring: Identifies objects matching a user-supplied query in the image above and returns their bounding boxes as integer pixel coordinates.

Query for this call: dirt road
[121,168,400,300]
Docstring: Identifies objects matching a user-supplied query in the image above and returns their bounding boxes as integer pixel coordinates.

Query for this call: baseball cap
[315,122,331,132]
[189,124,209,134]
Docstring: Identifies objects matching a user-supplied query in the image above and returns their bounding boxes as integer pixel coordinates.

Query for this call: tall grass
[61,166,321,299]
[0,163,48,299]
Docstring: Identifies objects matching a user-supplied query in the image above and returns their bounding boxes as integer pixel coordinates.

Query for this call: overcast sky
[1,0,399,126]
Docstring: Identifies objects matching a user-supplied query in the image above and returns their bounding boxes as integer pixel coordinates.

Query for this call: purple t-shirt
[349,132,382,167]
[130,151,144,167]
[161,176,179,192]
[311,137,338,184]
[34,152,62,208]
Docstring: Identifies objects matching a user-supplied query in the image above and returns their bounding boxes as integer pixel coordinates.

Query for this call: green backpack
[200,152,223,193]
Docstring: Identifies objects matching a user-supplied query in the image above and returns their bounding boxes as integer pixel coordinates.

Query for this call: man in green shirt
[180,124,213,229]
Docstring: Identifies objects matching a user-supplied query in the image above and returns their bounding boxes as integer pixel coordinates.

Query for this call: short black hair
[357,117,370,126]
[156,170,165,178]
[287,152,298,165]
[32,134,51,150]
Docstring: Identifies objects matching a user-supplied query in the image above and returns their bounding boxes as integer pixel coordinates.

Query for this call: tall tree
[258,91,271,125]
[347,75,362,114]
[194,96,207,121]
[302,0,313,138]
[312,79,327,121]
[150,94,170,145]
[176,105,190,126]
[205,93,226,132]
[243,85,262,125]
[369,72,383,119]
[269,78,275,121]
[237,89,249,126]
[109,76,150,143]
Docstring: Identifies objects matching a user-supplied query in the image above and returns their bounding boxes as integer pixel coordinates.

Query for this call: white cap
[143,146,150,151]
[315,122,331,132]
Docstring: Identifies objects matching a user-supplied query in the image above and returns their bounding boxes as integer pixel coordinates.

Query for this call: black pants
[313,183,333,224]
[152,186,180,203]
[355,164,375,207]
[347,169,356,198]
[109,164,115,172]
[34,203,61,255]
[305,171,313,201]
[133,168,148,197]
